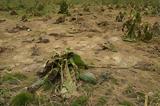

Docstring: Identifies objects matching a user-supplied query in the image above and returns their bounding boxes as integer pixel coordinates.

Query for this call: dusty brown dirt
[0,6,160,106]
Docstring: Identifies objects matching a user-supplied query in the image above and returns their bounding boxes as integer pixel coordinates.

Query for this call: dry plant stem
[27,68,53,93]
[27,78,45,93]
[144,94,148,106]
[60,64,64,89]
[88,65,130,69]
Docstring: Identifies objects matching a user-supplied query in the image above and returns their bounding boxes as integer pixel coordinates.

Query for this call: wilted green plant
[36,50,88,96]
[6,50,93,106]
[79,72,97,84]
[16,50,91,99]
[122,10,153,42]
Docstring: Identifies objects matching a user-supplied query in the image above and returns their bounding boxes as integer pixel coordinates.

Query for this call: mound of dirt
[6,24,31,33]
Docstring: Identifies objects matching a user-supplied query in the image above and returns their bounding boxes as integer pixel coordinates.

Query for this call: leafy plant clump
[11,50,96,106]
[122,10,153,42]
[22,50,95,96]
[58,0,70,15]
[36,50,88,96]
[11,50,96,105]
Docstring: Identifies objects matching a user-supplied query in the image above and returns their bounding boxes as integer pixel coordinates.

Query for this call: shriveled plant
[122,10,153,42]
[35,50,88,97]
[10,50,96,105]
[116,11,126,22]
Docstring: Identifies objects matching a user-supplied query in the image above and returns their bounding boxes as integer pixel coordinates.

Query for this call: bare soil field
[0,5,160,106]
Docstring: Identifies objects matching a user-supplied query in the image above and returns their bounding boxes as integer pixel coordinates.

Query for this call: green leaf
[71,53,87,69]
[79,72,97,84]
[63,60,77,95]
[42,79,53,91]
[122,37,136,42]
